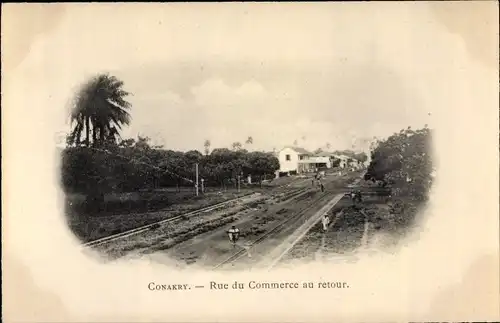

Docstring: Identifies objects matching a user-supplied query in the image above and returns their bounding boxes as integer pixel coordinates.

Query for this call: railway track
[212,190,338,270]
[82,192,261,248]
[83,178,311,249]
[260,174,371,268]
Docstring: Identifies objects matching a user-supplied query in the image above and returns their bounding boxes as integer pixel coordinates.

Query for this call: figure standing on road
[227,225,240,247]
[320,182,325,192]
[321,214,330,232]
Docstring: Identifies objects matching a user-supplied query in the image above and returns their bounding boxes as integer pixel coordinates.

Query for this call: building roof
[313,151,335,157]
[333,154,350,160]
[282,146,312,155]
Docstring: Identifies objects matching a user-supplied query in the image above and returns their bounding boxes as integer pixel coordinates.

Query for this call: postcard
[2,2,499,322]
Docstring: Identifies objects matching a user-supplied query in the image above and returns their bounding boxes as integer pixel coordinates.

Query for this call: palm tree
[232,142,242,151]
[204,139,211,155]
[67,73,132,147]
[245,136,253,150]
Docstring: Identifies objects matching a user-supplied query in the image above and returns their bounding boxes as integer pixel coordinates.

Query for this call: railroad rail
[261,174,371,268]
[212,190,337,270]
[263,193,345,270]
[83,192,261,248]
[82,178,311,249]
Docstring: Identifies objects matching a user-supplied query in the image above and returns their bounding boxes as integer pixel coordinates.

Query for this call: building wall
[310,156,331,168]
[278,147,300,172]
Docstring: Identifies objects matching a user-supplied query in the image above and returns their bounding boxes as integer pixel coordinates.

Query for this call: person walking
[227,225,240,247]
[321,214,330,232]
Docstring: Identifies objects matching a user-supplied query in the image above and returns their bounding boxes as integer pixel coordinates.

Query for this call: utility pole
[237,174,241,193]
[195,163,199,196]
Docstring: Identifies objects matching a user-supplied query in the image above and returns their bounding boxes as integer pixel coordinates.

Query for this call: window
[299,155,304,160]
[286,154,291,161]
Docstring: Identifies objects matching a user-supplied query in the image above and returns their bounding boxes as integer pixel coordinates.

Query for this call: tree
[326,142,331,150]
[204,139,211,156]
[365,126,433,205]
[245,136,253,150]
[314,148,323,154]
[247,152,280,187]
[185,150,203,168]
[232,142,242,151]
[293,139,298,146]
[67,73,132,147]
[353,152,368,163]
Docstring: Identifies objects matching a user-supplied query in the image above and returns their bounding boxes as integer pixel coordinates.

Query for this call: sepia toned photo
[60,73,434,271]
[3,2,499,322]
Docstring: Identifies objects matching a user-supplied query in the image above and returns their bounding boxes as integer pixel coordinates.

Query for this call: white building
[278,147,333,175]
[277,147,366,176]
[332,154,350,169]
[332,154,365,170]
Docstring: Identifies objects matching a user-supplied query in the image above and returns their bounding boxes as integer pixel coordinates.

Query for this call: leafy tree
[246,152,279,186]
[185,150,203,164]
[67,73,132,147]
[365,126,433,224]
[353,152,368,163]
[231,142,242,151]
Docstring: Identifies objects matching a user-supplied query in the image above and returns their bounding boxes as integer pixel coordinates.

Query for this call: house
[278,147,334,176]
[332,154,350,169]
[332,154,365,170]
[278,147,311,175]
[277,147,367,176]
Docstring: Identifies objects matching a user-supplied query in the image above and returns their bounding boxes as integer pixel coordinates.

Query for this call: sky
[14,2,494,153]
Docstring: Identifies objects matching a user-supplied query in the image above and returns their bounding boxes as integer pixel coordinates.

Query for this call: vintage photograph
[57,12,434,271]
[4,2,498,322]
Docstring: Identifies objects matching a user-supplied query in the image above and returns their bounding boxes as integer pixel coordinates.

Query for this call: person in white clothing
[321,214,330,232]
[227,225,240,246]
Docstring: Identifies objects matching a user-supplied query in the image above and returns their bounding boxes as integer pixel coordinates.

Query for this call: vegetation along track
[212,190,337,270]
[82,192,260,248]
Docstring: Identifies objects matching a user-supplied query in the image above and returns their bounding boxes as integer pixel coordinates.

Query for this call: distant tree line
[62,136,280,195]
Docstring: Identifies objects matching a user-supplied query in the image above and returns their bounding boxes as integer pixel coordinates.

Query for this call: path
[258,193,345,270]
[314,209,343,261]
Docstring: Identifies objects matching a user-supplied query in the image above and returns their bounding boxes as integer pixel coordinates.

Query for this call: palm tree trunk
[85,117,90,147]
[92,123,98,146]
[99,125,105,144]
